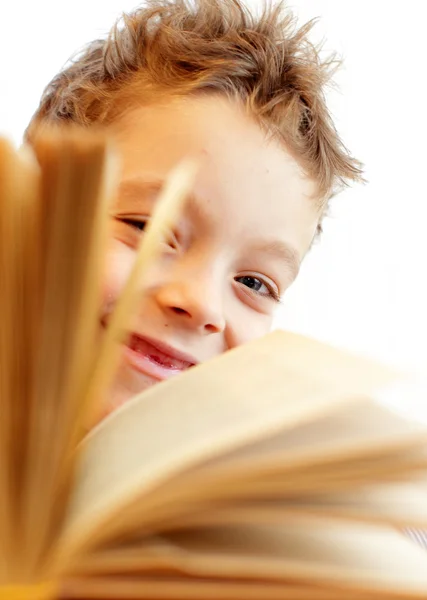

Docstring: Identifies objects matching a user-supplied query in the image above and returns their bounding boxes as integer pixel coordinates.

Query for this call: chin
[97,368,158,423]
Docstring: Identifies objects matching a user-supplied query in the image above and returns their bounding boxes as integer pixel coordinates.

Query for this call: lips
[123,333,197,381]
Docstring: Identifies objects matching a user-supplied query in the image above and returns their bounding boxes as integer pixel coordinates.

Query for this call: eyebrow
[117,176,199,215]
[117,175,202,218]
[117,178,164,205]
[251,239,301,279]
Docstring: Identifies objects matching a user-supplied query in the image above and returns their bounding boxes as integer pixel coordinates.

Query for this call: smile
[123,334,197,381]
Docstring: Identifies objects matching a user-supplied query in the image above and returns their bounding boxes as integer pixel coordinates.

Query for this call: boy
[26,0,361,419]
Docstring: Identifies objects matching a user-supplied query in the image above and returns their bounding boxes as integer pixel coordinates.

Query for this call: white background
[1,0,426,379]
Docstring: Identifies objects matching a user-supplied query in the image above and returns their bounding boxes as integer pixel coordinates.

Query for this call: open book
[1,129,427,600]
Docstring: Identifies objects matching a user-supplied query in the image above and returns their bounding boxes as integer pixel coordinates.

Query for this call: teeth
[129,336,191,370]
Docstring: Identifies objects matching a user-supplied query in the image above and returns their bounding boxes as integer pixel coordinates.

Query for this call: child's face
[100,95,319,417]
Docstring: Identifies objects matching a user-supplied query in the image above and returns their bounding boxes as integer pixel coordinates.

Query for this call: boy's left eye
[235,275,280,302]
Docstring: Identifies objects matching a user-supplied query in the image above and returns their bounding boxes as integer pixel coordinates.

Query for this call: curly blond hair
[27,0,362,204]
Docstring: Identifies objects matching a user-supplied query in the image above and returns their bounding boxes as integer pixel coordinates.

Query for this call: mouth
[123,333,197,381]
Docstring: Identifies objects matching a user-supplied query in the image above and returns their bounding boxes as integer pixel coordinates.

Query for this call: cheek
[226,302,275,348]
[101,240,135,313]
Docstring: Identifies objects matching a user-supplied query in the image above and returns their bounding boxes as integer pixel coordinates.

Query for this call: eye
[115,215,179,251]
[235,275,280,303]
[118,217,148,232]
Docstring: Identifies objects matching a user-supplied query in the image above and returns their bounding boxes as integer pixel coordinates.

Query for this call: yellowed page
[56,330,397,565]
[70,521,427,598]
[63,577,382,600]
[81,402,427,537]
[156,479,427,531]
[265,480,427,527]
[197,443,427,498]
[0,137,40,581]
[126,399,427,513]
[212,398,427,473]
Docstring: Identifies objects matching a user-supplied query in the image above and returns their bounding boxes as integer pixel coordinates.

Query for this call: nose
[154,274,226,335]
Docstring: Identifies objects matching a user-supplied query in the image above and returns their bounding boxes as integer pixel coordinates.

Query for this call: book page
[81,402,427,538]
[69,521,427,598]
[159,479,427,531]
[215,398,427,470]
[148,399,427,499]
[64,577,376,600]
[55,330,397,566]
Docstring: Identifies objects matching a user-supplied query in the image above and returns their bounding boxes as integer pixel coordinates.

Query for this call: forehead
[111,95,319,253]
